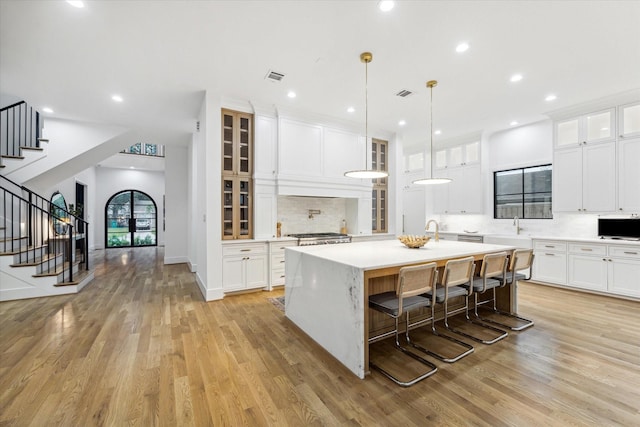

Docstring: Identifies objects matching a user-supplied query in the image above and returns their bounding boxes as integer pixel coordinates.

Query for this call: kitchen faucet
[513,216,521,235]
[426,219,440,242]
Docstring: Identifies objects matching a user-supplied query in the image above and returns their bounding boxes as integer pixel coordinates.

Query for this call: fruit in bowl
[398,235,431,248]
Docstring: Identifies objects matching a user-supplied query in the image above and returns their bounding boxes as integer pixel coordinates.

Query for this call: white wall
[94,167,165,249]
[164,144,189,264]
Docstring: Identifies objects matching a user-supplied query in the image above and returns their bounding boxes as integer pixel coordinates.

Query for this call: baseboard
[164,256,189,265]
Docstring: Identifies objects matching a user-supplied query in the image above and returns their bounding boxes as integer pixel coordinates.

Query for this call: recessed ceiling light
[378,1,395,12]
[455,42,469,53]
[67,1,84,8]
[111,95,123,102]
[287,91,296,98]
[347,107,355,113]
[545,94,557,102]
[42,107,54,113]
[510,121,519,126]
[510,74,523,83]
[398,120,406,126]
[434,130,442,135]
[130,166,135,169]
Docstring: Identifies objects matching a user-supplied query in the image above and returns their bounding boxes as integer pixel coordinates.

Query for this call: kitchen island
[284,239,517,378]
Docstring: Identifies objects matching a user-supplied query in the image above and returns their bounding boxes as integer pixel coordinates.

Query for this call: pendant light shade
[413,80,452,185]
[345,52,389,179]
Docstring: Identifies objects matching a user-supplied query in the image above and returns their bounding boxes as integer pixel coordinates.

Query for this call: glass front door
[106,190,157,247]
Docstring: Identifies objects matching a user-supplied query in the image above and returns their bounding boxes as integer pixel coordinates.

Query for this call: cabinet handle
[624,251,638,255]
[240,249,251,252]
[619,208,623,211]
[280,260,285,263]
[602,258,607,261]
[280,247,286,249]
[545,253,555,256]
[544,245,555,248]
[581,248,593,252]
[280,275,285,278]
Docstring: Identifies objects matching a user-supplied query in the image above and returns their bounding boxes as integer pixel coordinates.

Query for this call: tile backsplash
[277,196,347,235]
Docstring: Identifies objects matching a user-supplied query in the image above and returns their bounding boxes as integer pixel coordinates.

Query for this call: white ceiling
[1,0,639,152]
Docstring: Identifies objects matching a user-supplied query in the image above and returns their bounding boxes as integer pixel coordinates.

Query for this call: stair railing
[1,101,42,162]
[1,175,89,283]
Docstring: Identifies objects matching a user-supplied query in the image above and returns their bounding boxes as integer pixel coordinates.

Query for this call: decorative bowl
[398,235,431,248]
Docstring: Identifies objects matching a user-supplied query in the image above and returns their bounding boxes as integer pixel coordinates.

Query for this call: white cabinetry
[532,240,567,285]
[222,242,268,292]
[618,137,640,212]
[533,238,640,299]
[254,115,277,180]
[554,108,615,148]
[618,102,640,139]
[434,141,480,169]
[269,240,297,289]
[607,245,640,298]
[567,243,608,291]
[553,141,616,212]
[434,164,482,214]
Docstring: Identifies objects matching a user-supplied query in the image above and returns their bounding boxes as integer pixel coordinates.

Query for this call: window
[494,164,552,219]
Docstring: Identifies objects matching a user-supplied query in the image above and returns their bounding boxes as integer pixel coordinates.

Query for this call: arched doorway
[105,190,157,248]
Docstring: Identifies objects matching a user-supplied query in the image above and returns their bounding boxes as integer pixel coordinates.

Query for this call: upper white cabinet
[618,137,640,212]
[432,140,482,214]
[433,164,482,214]
[254,115,278,181]
[553,141,616,212]
[555,108,615,149]
[552,98,640,213]
[434,141,480,169]
[619,102,640,139]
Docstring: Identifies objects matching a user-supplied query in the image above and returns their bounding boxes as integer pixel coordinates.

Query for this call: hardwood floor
[1,247,639,426]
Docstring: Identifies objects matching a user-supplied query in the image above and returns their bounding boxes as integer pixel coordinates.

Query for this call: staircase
[1,101,93,301]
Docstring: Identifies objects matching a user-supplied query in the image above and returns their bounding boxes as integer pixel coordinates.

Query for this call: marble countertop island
[284,239,516,379]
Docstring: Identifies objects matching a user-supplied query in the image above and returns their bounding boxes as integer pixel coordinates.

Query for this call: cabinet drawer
[568,243,606,256]
[223,243,267,257]
[269,241,297,254]
[271,253,286,265]
[608,245,640,259]
[534,241,567,252]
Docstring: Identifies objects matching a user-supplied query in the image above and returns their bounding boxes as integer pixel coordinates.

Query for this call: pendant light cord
[364,58,369,170]
[429,82,433,179]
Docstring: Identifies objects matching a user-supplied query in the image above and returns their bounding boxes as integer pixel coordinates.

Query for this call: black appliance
[598,217,640,240]
[288,232,352,246]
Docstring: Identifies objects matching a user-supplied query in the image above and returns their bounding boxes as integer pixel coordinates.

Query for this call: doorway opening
[105,190,157,248]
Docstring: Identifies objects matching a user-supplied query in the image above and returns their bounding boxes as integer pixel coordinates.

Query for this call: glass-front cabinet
[221,109,254,240]
[371,138,388,233]
[619,102,640,139]
[555,108,615,148]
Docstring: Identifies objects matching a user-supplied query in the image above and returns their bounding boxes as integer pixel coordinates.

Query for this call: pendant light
[413,80,452,185]
[344,52,389,179]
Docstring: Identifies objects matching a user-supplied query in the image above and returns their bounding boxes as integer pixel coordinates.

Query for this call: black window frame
[493,164,553,219]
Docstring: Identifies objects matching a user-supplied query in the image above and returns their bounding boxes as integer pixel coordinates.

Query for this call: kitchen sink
[483,234,533,249]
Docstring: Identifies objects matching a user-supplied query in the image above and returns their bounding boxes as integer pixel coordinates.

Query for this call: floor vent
[395,89,413,97]
[265,70,285,82]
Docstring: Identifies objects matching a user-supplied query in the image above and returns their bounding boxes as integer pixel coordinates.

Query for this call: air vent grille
[265,70,285,82]
[395,89,413,97]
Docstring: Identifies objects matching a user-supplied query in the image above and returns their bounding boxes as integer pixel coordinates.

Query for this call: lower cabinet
[532,240,567,284]
[533,239,640,298]
[222,242,268,292]
[269,240,297,289]
[607,246,640,297]
[567,243,608,291]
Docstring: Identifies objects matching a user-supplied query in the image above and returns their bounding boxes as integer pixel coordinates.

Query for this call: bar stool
[476,249,535,331]
[437,256,508,345]
[368,262,439,387]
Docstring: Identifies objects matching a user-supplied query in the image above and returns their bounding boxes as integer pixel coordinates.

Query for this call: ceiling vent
[395,89,413,97]
[265,70,285,82]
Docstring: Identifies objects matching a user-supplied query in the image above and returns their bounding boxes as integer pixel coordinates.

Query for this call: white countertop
[287,239,515,270]
[532,236,640,246]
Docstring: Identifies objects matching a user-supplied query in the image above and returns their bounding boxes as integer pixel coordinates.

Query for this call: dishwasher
[457,234,484,243]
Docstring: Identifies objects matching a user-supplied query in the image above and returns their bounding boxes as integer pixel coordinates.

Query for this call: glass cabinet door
[620,102,640,138]
[556,118,580,147]
[585,109,614,143]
